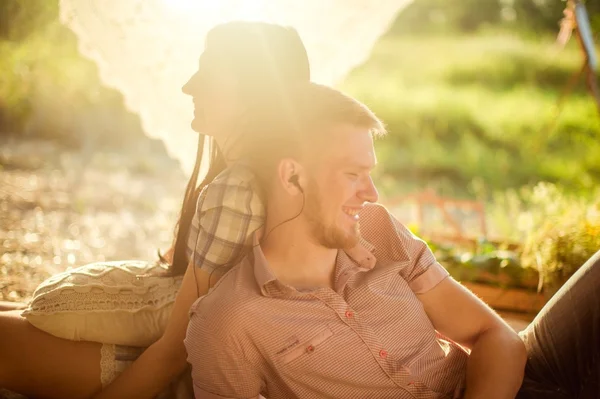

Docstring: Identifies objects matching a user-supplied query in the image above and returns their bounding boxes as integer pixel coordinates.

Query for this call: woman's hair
[168,21,310,276]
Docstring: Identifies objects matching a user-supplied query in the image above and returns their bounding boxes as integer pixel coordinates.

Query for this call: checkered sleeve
[361,204,449,294]
[186,167,265,273]
[389,214,449,294]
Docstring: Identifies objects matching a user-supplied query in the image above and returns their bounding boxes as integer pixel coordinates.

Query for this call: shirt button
[345,310,354,319]
[306,345,315,353]
[379,349,388,359]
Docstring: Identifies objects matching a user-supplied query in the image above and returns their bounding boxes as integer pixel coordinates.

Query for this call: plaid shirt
[186,164,265,273]
[186,164,377,274]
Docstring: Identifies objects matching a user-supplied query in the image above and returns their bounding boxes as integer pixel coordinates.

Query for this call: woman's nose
[182,71,200,95]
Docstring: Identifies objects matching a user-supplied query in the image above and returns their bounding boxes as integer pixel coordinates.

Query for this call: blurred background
[1,1,599,322]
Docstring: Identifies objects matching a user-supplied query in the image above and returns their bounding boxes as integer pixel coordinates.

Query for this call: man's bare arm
[417,277,527,399]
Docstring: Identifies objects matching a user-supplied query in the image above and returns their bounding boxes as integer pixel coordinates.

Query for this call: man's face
[302,125,379,249]
[182,51,239,137]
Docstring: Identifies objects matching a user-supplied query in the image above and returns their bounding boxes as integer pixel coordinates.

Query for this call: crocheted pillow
[22,260,182,347]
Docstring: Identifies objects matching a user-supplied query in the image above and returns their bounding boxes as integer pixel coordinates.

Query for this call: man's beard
[303,178,360,249]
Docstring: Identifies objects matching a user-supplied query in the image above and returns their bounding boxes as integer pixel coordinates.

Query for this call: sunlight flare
[59,0,412,174]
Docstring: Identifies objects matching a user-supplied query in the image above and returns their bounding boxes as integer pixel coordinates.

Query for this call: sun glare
[59,0,413,174]
[162,0,211,12]
[162,0,270,21]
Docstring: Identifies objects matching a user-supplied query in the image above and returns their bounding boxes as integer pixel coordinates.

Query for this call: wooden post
[573,0,600,116]
[585,64,600,116]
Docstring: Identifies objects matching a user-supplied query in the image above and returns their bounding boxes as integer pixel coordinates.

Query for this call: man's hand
[417,277,527,399]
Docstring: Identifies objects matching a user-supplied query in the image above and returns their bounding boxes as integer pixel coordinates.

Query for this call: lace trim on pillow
[23,261,183,315]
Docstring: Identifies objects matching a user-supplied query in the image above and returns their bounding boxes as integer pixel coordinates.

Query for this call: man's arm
[417,277,527,399]
[378,210,526,398]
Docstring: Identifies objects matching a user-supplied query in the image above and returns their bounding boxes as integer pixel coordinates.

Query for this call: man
[184,84,600,399]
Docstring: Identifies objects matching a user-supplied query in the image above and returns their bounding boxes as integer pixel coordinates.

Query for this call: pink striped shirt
[185,203,468,399]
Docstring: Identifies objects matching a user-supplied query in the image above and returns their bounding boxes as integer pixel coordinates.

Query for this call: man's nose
[359,176,379,204]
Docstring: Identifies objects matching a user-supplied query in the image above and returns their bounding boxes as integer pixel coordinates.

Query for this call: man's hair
[240,82,386,187]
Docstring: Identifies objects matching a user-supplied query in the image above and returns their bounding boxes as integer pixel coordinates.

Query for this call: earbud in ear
[289,175,303,193]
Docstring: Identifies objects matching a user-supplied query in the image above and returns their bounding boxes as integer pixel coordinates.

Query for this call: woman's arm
[93,263,227,399]
[0,301,27,311]
[96,170,262,398]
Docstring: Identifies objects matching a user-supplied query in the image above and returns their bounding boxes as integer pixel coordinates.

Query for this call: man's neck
[260,221,338,291]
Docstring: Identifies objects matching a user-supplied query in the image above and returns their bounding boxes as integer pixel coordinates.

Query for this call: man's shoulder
[359,203,423,258]
[359,203,398,234]
[361,203,418,234]
[191,259,262,333]
[361,202,390,218]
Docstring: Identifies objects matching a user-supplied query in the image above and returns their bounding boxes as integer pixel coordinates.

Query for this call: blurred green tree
[0,1,146,146]
[389,0,599,35]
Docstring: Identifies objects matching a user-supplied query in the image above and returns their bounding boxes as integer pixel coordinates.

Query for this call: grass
[340,31,600,286]
[0,4,146,147]
[341,31,600,198]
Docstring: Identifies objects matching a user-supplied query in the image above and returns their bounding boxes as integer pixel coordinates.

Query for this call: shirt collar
[251,232,377,297]
[358,236,376,253]
[251,232,279,297]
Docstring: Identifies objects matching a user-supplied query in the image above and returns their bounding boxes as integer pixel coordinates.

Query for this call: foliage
[342,32,600,197]
[389,0,600,34]
[410,182,599,293]
[0,1,145,146]
[429,241,539,290]
[518,183,600,292]
[482,182,599,292]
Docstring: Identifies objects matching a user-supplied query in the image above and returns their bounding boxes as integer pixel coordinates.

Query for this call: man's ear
[277,158,304,195]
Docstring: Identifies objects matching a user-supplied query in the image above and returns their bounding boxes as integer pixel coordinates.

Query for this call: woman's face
[182,50,240,140]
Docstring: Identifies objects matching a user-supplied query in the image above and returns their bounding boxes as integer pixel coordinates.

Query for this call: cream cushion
[22,260,182,347]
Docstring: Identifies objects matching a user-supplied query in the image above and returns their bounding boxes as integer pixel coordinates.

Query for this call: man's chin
[308,217,359,249]
[342,234,360,249]
[341,224,361,247]
[321,230,359,250]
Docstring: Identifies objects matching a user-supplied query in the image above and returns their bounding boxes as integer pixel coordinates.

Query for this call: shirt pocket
[275,325,336,375]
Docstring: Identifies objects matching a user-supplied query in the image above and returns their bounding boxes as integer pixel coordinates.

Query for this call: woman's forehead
[197,50,213,69]
[194,50,224,79]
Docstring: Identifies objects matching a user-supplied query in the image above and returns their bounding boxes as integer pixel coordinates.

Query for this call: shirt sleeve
[360,204,449,294]
[186,171,265,273]
[390,215,449,294]
[185,312,264,399]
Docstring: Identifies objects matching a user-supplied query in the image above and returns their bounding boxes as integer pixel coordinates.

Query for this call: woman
[0,21,311,399]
